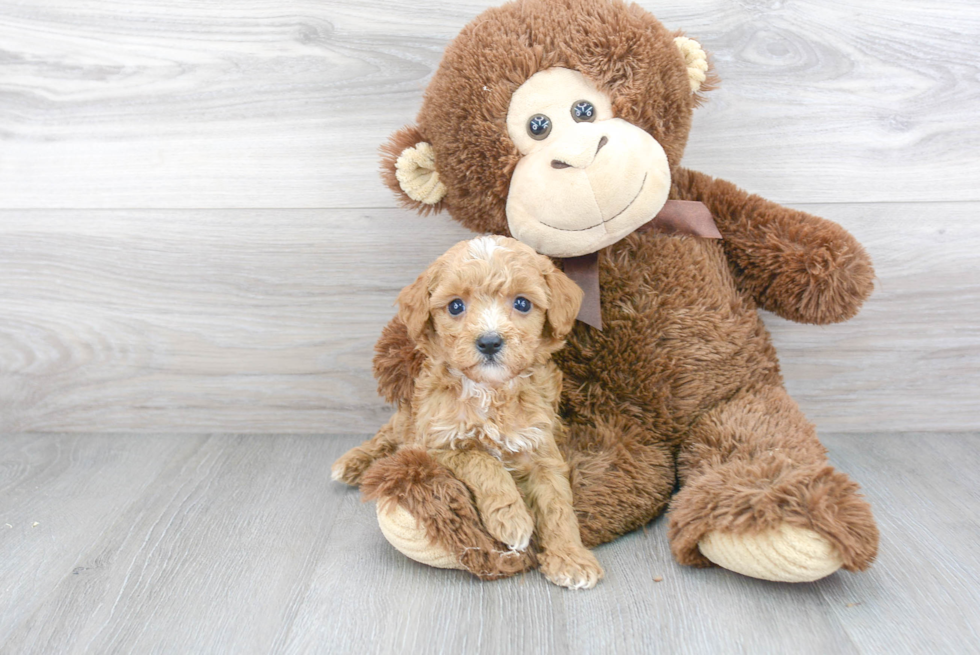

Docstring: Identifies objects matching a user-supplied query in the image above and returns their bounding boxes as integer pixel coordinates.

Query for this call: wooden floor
[0,432,977,654]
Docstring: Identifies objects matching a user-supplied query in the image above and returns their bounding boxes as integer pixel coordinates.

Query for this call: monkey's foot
[376,503,463,570]
[699,524,843,583]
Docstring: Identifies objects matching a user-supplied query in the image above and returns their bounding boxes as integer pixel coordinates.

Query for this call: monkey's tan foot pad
[699,524,844,582]
[376,503,464,570]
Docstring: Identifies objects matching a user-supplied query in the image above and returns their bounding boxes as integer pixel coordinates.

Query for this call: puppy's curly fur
[334,236,602,589]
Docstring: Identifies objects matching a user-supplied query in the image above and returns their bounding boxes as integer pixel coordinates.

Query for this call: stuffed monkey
[337,0,879,583]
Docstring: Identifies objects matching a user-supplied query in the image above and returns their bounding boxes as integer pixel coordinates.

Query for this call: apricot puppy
[333,235,602,589]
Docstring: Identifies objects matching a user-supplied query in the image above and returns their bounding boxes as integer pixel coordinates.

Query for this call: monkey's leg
[668,382,878,582]
[359,391,676,573]
[562,413,677,548]
[361,448,535,580]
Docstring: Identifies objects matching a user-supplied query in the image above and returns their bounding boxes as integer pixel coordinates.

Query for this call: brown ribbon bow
[560,200,722,330]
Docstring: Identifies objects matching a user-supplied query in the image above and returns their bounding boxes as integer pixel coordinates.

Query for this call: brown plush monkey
[342,0,879,583]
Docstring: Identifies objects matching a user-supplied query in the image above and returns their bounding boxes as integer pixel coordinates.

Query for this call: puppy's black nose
[475,333,503,357]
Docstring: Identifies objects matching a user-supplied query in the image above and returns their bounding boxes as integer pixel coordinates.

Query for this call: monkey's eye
[527,114,552,140]
[571,101,596,122]
[447,298,465,316]
[513,296,532,313]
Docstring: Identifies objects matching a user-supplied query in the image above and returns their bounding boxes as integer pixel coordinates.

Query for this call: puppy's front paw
[538,547,603,590]
[482,500,535,552]
[331,449,375,486]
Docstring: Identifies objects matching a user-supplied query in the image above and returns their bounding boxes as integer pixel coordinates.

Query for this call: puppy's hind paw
[482,500,535,552]
[539,547,604,590]
[331,448,376,486]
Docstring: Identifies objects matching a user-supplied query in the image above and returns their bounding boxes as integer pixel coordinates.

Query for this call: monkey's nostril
[551,160,571,169]
[596,136,609,153]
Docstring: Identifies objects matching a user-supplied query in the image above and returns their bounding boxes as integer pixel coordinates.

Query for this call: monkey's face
[504,68,672,258]
[381,2,711,251]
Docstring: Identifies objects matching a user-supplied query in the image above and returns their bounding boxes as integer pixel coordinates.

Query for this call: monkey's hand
[373,315,425,405]
[672,167,874,325]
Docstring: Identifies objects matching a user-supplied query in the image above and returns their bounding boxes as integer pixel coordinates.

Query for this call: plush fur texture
[373,317,423,405]
[360,448,534,579]
[362,0,879,580]
[379,0,716,236]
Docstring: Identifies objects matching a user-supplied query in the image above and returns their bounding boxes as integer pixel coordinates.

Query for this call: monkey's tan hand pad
[699,524,844,582]
[376,503,464,570]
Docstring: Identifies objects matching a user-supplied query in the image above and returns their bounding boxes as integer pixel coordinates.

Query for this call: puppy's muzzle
[475,332,504,360]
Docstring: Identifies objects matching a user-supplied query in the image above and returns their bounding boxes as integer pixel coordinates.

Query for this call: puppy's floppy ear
[396,263,438,342]
[544,267,584,340]
[380,125,447,214]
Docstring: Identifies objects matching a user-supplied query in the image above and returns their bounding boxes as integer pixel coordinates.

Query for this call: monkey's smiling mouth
[538,172,648,233]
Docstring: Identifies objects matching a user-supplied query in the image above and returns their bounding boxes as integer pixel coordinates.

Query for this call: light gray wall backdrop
[1,0,977,433]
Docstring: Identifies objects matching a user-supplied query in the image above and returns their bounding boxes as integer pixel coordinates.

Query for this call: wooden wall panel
[0,0,977,432]
[0,1,977,208]
[1,204,975,433]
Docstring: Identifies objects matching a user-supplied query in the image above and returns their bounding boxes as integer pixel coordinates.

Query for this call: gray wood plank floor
[1,433,977,655]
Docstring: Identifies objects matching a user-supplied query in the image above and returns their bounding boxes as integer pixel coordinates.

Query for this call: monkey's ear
[396,264,437,343]
[673,36,710,94]
[380,125,447,213]
[544,268,584,341]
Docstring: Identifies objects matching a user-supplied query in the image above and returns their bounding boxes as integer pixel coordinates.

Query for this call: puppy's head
[398,235,583,385]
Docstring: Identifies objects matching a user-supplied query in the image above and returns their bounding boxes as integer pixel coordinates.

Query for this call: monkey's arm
[373,315,424,405]
[671,167,874,324]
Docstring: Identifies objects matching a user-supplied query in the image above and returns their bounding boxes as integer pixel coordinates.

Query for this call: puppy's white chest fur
[431,421,544,457]
[426,376,547,456]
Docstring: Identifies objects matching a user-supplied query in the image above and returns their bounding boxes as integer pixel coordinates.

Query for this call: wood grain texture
[1,432,977,654]
[1,203,977,433]
[0,0,977,208]
[0,209,472,433]
[0,434,356,653]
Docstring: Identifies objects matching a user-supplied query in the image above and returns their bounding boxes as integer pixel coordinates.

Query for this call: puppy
[333,235,603,589]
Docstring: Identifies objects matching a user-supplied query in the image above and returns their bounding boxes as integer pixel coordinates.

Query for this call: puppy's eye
[447,299,465,316]
[527,114,552,140]
[571,100,596,122]
[513,296,532,313]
